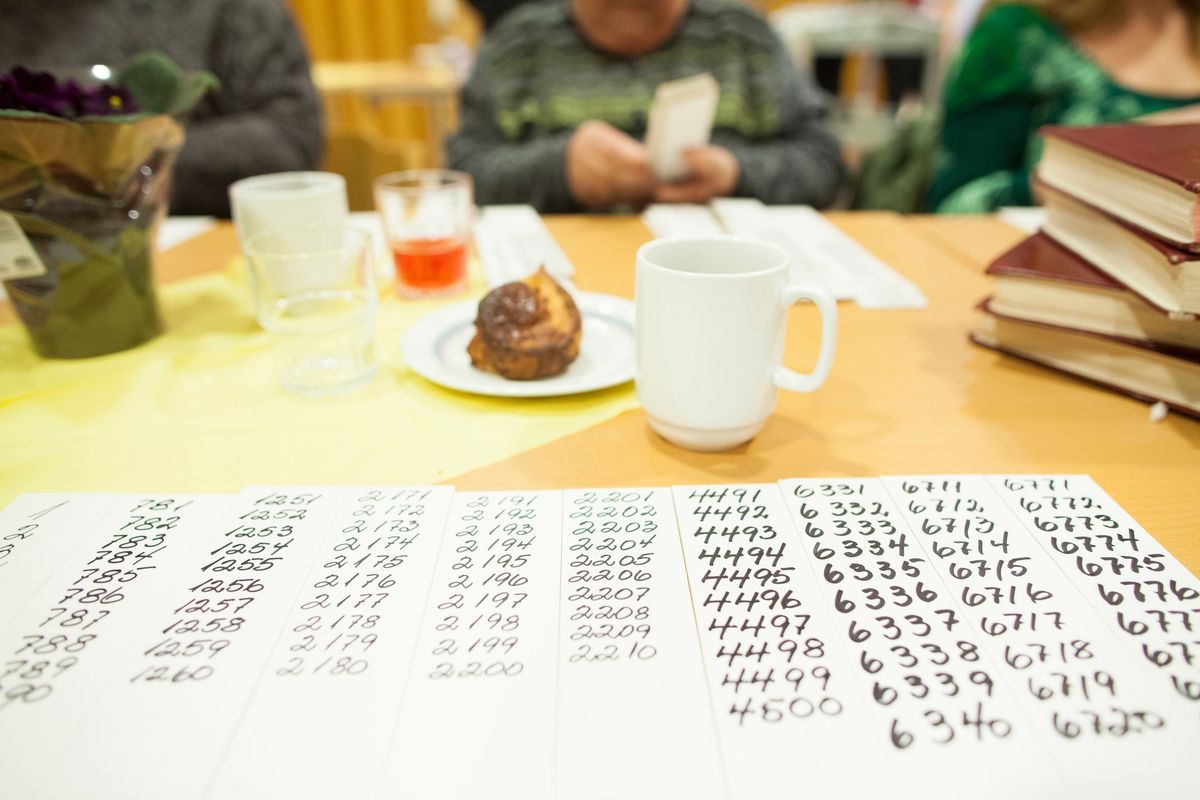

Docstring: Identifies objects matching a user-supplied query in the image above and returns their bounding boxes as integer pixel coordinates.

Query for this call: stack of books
[971,122,1200,418]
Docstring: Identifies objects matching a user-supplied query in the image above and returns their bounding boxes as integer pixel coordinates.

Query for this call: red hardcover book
[971,306,1200,419]
[1038,122,1200,251]
[984,232,1200,354]
[1039,184,1200,315]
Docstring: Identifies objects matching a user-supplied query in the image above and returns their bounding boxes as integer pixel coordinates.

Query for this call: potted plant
[0,52,215,358]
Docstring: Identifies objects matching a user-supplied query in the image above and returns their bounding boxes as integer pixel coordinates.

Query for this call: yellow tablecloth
[0,267,638,507]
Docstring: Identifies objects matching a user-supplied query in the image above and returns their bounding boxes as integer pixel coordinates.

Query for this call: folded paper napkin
[0,261,637,506]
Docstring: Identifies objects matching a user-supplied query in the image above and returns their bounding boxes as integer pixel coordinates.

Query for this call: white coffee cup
[635,236,837,451]
[229,172,351,299]
[229,171,348,251]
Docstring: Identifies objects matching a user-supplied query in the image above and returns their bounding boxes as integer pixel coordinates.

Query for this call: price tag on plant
[0,212,46,280]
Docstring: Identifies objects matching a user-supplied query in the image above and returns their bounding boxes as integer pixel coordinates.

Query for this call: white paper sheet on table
[556,488,722,800]
[155,216,218,251]
[1,476,1197,800]
[997,206,1046,234]
[642,203,727,238]
[474,205,576,288]
[207,486,454,800]
[0,494,125,641]
[380,490,563,800]
[643,200,927,310]
[0,493,246,800]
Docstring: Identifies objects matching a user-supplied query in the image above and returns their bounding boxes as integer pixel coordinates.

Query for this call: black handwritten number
[889,585,914,607]
[277,657,304,677]
[862,588,885,610]
[934,672,959,696]
[891,645,918,668]
[904,675,930,699]
[328,657,367,676]
[906,615,931,637]
[18,634,96,656]
[961,702,1012,740]
[921,643,949,665]
[890,718,914,749]
[438,593,465,610]
[454,660,523,677]
[925,710,955,743]
[129,664,213,684]
[0,683,53,709]
[1172,675,1200,701]
[8,523,38,542]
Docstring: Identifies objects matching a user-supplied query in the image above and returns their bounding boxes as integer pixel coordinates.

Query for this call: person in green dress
[926,0,1200,213]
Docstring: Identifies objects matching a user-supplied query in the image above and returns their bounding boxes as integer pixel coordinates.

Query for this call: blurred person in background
[0,0,323,217]
[927,0,1200,213]
[468,0,529,30]
[448,0,845,213]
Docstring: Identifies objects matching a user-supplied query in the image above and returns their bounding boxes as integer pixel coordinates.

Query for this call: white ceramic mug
[229,171,348,251]
[635,236,837,451]
[229,172,350,300]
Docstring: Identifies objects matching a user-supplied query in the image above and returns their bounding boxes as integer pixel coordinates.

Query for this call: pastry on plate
[467,267,581,380]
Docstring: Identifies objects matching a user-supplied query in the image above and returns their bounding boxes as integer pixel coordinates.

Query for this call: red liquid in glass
[391,237,467,293]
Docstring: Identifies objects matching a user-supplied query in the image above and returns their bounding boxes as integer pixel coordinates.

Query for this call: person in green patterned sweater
[447,0,845,213]
[927,0,1200,213]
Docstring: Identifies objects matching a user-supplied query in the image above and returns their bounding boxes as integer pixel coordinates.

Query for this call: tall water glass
[245,227,378,396]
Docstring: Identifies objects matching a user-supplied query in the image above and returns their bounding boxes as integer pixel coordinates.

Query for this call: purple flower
[72,81,137,117]
[0,65,140,119]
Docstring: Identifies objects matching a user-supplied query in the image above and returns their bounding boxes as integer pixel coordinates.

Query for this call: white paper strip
[0,494,124,631]
[380,490,563,800]
[205,486,453,800]
[709,198,927,309]
[642,203,726,239]
[883,475,1195,798]
[556,487,722,800]
[476,205,575,287]
[674,483,884,799]
[778,478,1071,799]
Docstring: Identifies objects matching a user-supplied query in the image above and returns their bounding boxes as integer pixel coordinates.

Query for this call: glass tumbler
[245,227,378,396]
[374,169,473,297]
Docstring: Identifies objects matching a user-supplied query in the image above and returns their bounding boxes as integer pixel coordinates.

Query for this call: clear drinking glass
[245,227,378,396]
[374,169,473,297]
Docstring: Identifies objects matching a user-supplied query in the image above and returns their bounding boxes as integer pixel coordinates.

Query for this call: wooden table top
[30,213,1200,575]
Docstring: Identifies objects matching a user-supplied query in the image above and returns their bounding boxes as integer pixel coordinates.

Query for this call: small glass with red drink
[373,170,473,297]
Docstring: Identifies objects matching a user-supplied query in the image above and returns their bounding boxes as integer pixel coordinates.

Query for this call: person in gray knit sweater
[0,0,323,218]
[449,0,845,213]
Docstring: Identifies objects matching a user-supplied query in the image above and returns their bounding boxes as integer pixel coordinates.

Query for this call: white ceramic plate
[402,292,635,397]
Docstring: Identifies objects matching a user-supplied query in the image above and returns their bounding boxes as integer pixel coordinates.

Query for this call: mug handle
[773,285,837,393]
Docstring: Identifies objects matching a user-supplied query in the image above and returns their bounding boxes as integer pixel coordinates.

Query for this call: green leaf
[169,70,221,117]
[115,51,218,117]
